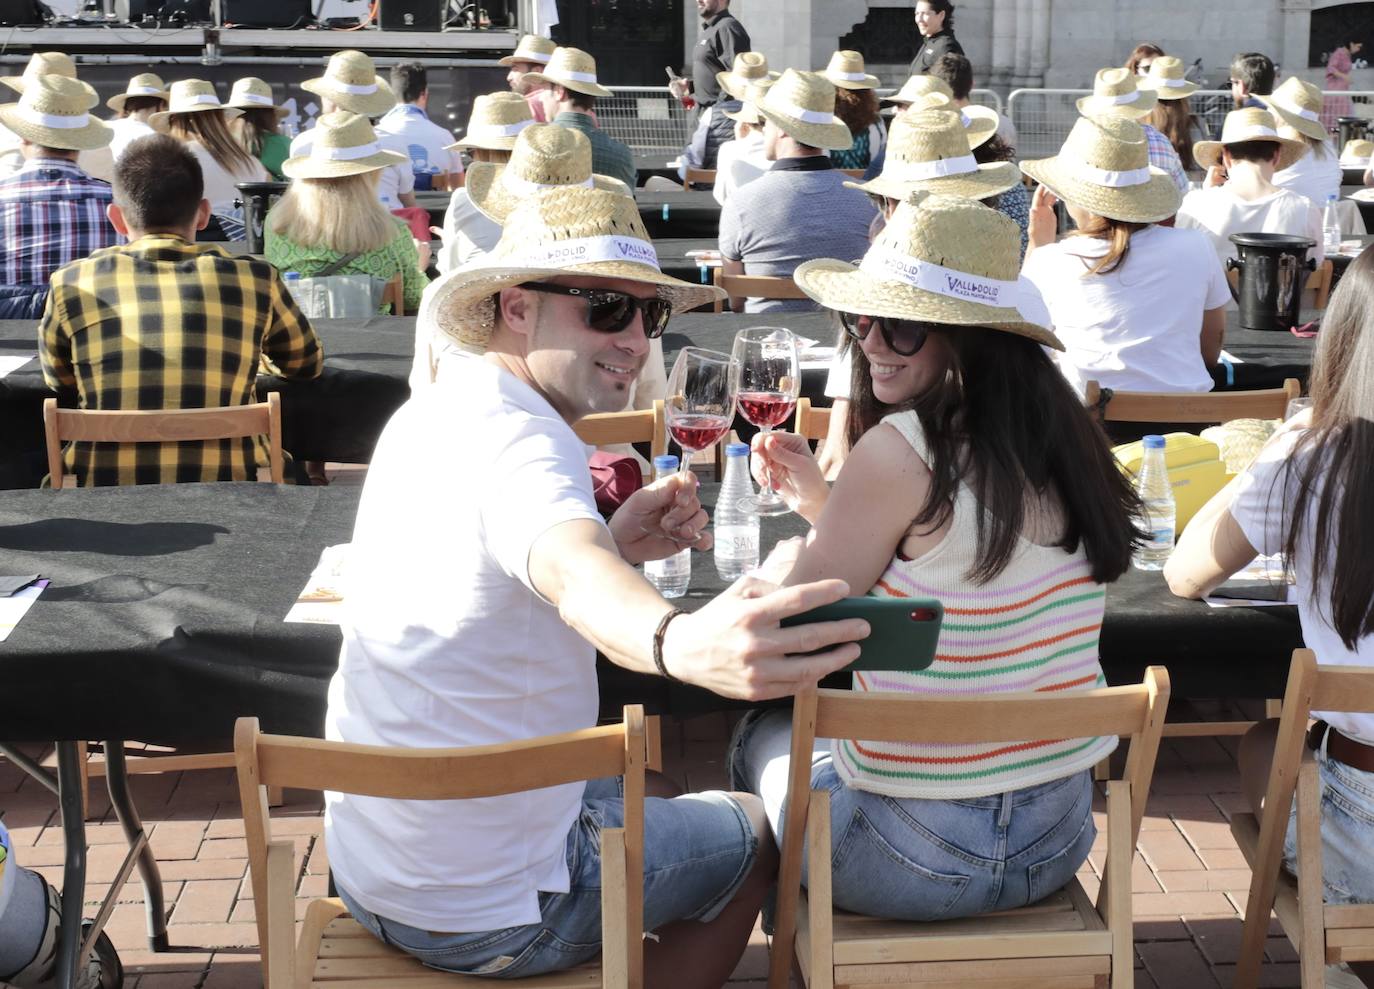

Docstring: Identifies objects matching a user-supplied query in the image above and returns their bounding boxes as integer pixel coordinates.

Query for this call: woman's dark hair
[1071,215,1149,276]
[919,0,954,31]
[1125,42,1165,75]
[120,95,165,118]
[1225,138,1282,164]
[1146,97,1200,170]
[928,52,972,100]
[973,133,1013,163]
[1231,52,1275,95]
[233,107,281,158]
[1280,247,1374,647]
[832,86,880,137]
[845,323,1141,584]
[166,109,258,175]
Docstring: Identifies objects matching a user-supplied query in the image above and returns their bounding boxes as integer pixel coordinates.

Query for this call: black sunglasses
[518,283,673,338]
[839,311,931,357]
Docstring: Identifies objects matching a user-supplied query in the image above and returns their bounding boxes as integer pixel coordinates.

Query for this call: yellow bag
[1112,433,1230,532]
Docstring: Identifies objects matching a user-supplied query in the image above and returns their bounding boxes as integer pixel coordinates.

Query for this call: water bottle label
[714,524,759,562]
[1145,525,1175,550]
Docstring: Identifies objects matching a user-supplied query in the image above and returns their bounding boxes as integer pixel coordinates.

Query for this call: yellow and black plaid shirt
[39,235,323,486]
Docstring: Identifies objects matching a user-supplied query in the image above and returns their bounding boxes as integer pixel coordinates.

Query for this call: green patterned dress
[264,217,425,314]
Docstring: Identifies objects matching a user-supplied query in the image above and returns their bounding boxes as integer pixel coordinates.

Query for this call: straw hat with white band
[448,92,534,151]
[427,184,724,355]
[723,82,770,125]
[149,80,241,132]
[0,74,111,152]
[752,69,852,151]
[793,191,1062,350]
[1,51,78,94]
[881,74,952,108]
[822,50,880,91]
[1341,138,1374,167]
[1193,108,1305,172]
[1135,55,1198,99]
[499,34,557,68]
[847,109,1019,201]
[281,111,407,180]
[523,47,613,100]
[1075,67,1158,120]
[717,52,779,101]
[227,77,289,120]
[1019,114,1181,224]
[466,123,630,223]
[106,73,169,113]
[1259,76,1329,142]
[302,50,395,118]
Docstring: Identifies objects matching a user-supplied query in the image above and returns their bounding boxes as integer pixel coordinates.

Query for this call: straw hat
[1019,114,1181,223]
[448,92,534,151]
[1194,108,1305,172]
[847,109,1019,201]
[1075,67,1157,119]
[723,82,770,125]
[1135,55,1198,99]
[426,185,724,354]
[1341,138,1374,166]
[302,50,395,118]
[498,34,557,68]
[716,52,779,101]
[1,51,78,94]
[149,80,242,131]
[466,123,630,223]
[1259,76,1328,141]
[0,74,111,152]
[753,69,851,150]
[281,111,407,180]
[524,47,613,99]
[227,77,288,119]
[881,74,952,108]
[793,191,1061,350]
[106,73,168,113]
[821,50,880,90]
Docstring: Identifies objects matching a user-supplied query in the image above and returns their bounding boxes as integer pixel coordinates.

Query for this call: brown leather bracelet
[653,608,685,682]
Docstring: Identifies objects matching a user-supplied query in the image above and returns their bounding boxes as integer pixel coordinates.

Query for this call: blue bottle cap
[726,442,750,457]
[652,454,680,471]
[1143,434,1166,448]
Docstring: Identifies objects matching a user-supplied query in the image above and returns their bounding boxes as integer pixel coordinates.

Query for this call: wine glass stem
[759,425,774,495]
[679,447,693,474]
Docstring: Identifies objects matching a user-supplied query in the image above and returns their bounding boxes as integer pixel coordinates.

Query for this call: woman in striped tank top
[727,191,1142,921]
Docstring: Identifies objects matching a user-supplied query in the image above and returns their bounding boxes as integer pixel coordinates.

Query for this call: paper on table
[1204,554,1296,608]
[1218,349,1245,365]
[0,354,35,379]
[0,580,48,641]
[284,544,350,625]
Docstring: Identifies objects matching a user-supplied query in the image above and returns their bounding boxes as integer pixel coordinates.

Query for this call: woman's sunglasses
[518,282,673,338]
[839,311,931,357]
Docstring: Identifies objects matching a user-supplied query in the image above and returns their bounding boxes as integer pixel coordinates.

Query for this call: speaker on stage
[223,0,310,26]
[115,0,210,23]
[0,0,43,25]
[379,0,440,31]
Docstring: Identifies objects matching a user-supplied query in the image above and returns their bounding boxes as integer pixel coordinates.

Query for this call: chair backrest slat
[1310,665,1374,714]
[1084,378,1299,424]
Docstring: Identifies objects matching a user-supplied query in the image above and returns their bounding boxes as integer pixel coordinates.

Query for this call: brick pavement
[0,713,1321,988]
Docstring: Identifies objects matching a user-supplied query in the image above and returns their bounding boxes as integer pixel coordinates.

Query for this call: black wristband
[653,608,686,682]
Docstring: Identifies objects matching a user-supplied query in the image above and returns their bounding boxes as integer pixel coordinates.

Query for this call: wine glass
[665,347,738,475]
[732,326,800,516]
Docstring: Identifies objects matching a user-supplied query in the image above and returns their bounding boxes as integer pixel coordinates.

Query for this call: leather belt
[1307,720,1374,774]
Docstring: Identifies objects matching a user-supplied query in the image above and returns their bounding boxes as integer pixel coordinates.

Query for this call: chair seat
[309,915,603,987]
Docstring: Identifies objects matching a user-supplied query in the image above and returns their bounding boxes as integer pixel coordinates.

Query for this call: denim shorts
[337,778,757,979]
[1284,738,1374,905]
[728,709,1096,921]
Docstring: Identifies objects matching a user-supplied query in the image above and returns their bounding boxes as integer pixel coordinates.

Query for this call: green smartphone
[780,597,943,673]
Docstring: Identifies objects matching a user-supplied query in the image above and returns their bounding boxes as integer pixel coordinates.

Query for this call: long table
[417,189,723,239]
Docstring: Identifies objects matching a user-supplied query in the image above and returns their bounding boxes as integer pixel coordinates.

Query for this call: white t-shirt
[1274,141,1341,210]
[711,130,769,207]
[1176,185,1323,267]
[107,117,156,166]
[290,127,415,209]
[187,140,270,220]
[1020,225,1231,397]
[436,187,501,275]
[325,358,604,933]
[1229,428,1374,743]
[375,103,463,184]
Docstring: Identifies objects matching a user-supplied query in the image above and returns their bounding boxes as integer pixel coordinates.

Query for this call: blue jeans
[728,710,1095,921]
[1285,737,1374,904]
[337,778,757,979]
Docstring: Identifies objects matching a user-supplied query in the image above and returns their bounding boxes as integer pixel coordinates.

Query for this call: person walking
[910,0,963,76]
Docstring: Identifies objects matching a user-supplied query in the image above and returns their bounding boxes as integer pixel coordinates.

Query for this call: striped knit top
[832,411,1118,800]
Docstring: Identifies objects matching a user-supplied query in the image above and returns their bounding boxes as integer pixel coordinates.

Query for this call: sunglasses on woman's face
[518,282,673,338]
[840,311,931,357]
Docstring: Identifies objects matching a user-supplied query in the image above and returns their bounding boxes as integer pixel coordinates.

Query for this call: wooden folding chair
[1083,378,1300,427]
[683,166,716,190]
[769,667,1170,989]
[573,400,668,478]
[235,708,647,989]
[383,273,406,316]
[711,269,810,312]
[1233,650,1374,988]
[1303,259,1334,311]
[793,397,831,442]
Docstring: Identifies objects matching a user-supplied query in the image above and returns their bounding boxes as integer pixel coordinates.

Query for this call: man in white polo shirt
[375,62,463,191]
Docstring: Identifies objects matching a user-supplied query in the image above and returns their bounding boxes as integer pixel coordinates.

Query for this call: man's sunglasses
[839,311,932,357]
[519,283,673,338]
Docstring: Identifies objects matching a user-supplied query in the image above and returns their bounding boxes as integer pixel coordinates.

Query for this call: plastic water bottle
[644,455,691,598]
[714,442,760,581]
[1324,195,1342,256]
[1133,435,1176,571]
[283,270,302,305]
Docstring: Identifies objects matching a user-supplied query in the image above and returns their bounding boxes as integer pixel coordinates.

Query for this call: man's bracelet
[653,608,686,682]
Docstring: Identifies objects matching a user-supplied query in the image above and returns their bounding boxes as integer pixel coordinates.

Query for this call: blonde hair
[469,147,512,164]
[267,171,400,255]
[1072,213,1149,276]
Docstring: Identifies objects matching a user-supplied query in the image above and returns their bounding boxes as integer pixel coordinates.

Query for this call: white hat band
[18,106,89,128]
[330,79,379,95]
[885,154,979,181]
[861,246,1021,309]
[314,140,381,161]
[128,85,163,96]
[1158,77,1189,88]
[466,119,534,140]
[516,50,552,63]
[831,70,868,81]
[767,98,837,125]
[1067,155,1151,188]
[237,92,275,107]
[1099,90,1140,105]
[179,94,222,108]
[553,69,600,85]
[506,233,661,272]
[503,172,595,196]
[1293,105,1319,122]
[1229,125,1280,141]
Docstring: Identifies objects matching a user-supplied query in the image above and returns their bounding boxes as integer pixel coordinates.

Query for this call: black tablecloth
[636,191,721,238]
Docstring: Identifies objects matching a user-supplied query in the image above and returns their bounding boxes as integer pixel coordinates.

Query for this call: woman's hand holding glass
[748,431,830,523]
